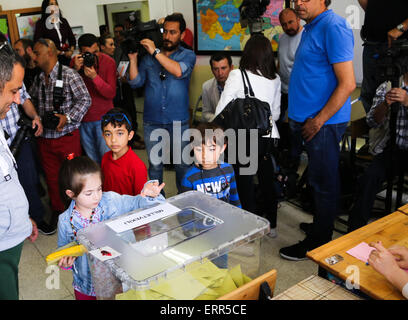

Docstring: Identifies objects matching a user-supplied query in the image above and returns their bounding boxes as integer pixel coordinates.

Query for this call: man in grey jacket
[201,53,233,122]
[0,47,38,300]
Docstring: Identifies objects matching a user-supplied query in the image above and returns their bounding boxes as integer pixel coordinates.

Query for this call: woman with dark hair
[34,0,76,65]
[214,34,281,238]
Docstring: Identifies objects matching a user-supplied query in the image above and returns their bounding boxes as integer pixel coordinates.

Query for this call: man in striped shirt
[348,73,408,231]
[29,38,91,226]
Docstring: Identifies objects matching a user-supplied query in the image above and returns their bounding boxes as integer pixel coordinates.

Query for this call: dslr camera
[81,52,97,68]
[9,114,35,157]
[374,40,408,85]
[42,111,60,130]
[239,0,270,35]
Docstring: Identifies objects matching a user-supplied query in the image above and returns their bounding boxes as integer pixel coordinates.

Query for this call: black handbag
[212,69,272,136]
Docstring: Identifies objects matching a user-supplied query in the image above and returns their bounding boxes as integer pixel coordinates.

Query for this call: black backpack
[212,69,272,136]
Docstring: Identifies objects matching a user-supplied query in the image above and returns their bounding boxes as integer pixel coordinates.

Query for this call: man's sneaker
[279,240,310,261]
[37,221,57,235]
[299,222,313,235]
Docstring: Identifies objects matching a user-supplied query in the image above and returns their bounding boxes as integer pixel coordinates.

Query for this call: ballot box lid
[77,191,269,290]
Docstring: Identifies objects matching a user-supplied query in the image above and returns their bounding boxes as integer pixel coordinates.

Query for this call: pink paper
[346,242,375,263]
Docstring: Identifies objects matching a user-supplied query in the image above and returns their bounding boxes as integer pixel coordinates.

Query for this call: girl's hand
[368,241,401,278]
[140,181,165,198]
[58,256,76,269]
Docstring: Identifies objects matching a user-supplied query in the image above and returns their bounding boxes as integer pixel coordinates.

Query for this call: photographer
[0,48,37,300]
[72,33,117,163]
[0,83,52,234]
[29,38,91,227]
[128,13,196,194]
[358,0,408,113]
[347,72,408,232]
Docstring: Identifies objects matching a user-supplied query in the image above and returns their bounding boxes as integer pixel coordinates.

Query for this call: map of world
[195,0,285,53]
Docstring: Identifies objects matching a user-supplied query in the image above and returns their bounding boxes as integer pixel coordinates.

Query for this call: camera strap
[41,62,64,113]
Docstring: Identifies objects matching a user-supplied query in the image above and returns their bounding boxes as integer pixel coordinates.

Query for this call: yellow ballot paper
[115,260,252,300]
[229,264,244,287]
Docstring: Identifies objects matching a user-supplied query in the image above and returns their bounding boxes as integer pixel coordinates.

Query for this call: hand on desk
[368,241,408,294]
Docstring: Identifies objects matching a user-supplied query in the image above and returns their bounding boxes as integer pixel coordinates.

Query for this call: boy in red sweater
[101,108,148,195]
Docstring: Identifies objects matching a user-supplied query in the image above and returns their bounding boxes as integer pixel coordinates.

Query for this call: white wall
[0,0,166,36]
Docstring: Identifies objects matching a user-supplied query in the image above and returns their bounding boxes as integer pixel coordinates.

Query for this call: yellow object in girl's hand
[46,241,87,266]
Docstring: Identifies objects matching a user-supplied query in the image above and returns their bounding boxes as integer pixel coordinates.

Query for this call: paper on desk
[346,242,375,263]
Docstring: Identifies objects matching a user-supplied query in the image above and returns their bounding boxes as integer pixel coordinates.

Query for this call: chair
[218,269,277,300]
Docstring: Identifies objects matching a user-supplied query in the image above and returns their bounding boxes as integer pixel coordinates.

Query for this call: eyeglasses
[102,113,132,127]
[159,68,166,81]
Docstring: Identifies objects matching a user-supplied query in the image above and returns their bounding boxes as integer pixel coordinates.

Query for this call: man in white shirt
[277,8,303,152]
[201,53,233,122]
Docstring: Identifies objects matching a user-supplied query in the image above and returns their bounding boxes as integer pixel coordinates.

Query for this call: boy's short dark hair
[78,33,98,50]
[209,52,232,68]
[101,108,133,132]
[191,122,226,148]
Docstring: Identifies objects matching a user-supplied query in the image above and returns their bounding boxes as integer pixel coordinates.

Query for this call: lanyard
[0,126,16,181]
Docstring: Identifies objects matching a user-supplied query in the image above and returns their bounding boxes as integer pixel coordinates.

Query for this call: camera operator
[358,0,408,113]
[347,72,408,232]
[128,13,196,194]
[72,33,117,163]
[29,38,91,227]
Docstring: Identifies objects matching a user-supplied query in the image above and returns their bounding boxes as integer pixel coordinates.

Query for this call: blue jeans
[290,120,348,247]
[144,120,191,194]
[16,138,46,224]
[80,121,110,164]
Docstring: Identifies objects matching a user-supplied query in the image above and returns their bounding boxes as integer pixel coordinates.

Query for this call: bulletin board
[0,7,41,44]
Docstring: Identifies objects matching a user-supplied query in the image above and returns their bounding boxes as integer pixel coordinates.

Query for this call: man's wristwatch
[152,48,161,58]
[397,23,406,33]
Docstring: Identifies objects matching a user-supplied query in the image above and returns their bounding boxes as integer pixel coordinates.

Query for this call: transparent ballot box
[77,191,270,300]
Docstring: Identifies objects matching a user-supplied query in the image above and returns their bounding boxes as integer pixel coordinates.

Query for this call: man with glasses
[29,38,91,227]
[128,13,196,194]
[279,0,356,261]
[0,49,38,300]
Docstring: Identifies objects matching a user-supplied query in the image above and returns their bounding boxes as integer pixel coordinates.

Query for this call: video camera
[375,40,408,85]
[239,0,270,35]
[121,19,163,57]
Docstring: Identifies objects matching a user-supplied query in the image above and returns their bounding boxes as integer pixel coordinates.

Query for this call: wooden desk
[398,204,408,215]
[307,211,408,300]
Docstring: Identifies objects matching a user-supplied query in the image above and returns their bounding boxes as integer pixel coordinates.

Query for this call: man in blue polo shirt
[128,13,196,194]
[279,0,356,261]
